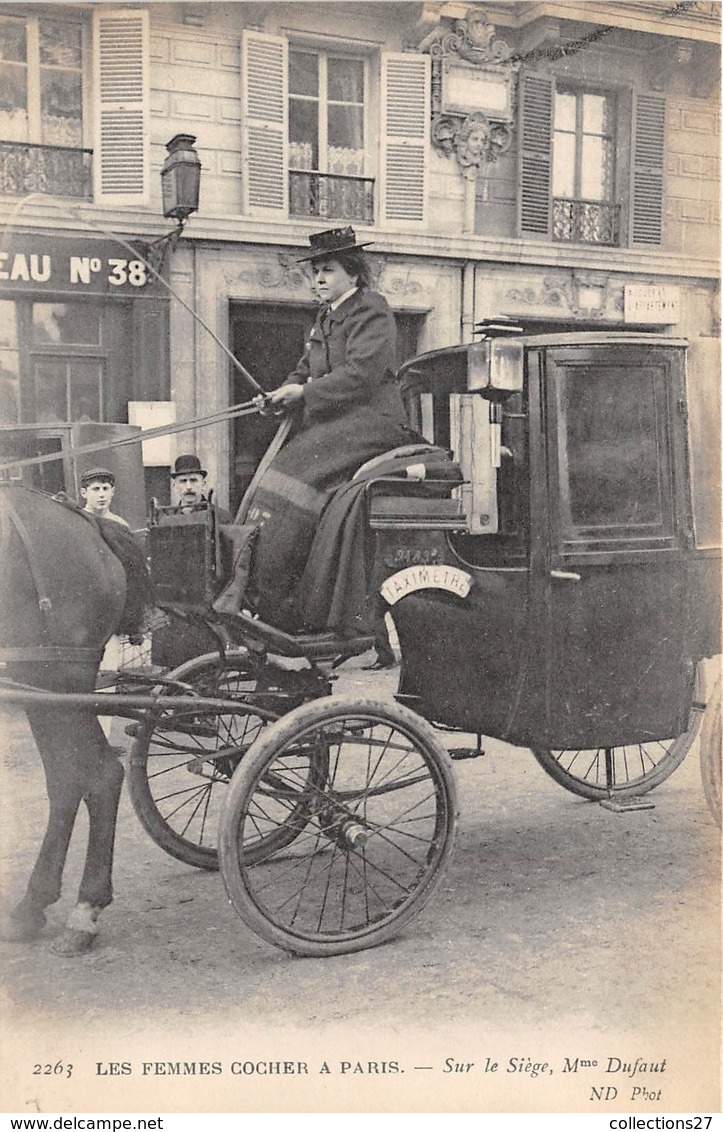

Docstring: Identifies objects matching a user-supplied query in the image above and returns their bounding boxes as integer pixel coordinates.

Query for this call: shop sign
[624,285,680,324]
[0,233,164,297]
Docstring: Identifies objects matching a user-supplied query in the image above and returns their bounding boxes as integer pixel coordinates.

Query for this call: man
[152,454,233,667]
[79,467,130,528]
[170,454,231,522]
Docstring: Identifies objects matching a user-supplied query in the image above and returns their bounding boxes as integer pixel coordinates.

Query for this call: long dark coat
[243,288,420,630]
[285,288,406,424]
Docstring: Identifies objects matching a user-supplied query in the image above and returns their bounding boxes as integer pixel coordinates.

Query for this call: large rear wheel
[127,651,272,869]
[532,668,705,801]
[700,677,721,826]
[219,696,458,957]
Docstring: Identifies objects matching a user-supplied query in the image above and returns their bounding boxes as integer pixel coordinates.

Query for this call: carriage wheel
[700,677,721,826]
[531,668,705,801]
[219,696,458,957]
[127,651,272,870]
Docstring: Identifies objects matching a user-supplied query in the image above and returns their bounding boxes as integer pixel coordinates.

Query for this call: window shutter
[631,92,665,245]
[93,8,149,203]
[518,72,553,237]
[380,52,430,227]
[242,30,287,216]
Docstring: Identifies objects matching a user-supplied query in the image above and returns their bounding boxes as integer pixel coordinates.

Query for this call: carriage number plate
[383,547,441,568]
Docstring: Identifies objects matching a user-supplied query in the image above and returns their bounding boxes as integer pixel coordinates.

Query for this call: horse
[0,483,150,956]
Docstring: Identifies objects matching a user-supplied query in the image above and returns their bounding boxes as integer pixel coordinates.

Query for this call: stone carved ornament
[423,12,516,178]
[426,11,513,67]
[223,252,424,302]
[505,275,624,319]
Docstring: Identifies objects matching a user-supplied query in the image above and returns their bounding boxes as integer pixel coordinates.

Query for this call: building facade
[0,0,719,513]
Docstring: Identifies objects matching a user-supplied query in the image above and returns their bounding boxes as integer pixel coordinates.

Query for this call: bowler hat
[171,454,207,477]
[80,466,115,486]
[297,226,373,264]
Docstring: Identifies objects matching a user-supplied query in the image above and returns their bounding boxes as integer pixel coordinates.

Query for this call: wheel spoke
[220,698,457,955]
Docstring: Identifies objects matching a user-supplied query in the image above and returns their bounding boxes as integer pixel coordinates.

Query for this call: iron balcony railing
[289,170,374,224]
[0,141,93,199]
[553,197,621,246]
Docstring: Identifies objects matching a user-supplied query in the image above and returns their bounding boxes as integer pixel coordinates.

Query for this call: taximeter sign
[380,565,472,605]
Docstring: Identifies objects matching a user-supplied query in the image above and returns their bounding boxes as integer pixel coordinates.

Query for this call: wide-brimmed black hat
[171,454,207,477]
[80,466,115,486]
[297,226,373,263]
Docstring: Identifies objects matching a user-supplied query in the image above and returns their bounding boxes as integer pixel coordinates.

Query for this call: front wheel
[532,669,705,801]
[219,696,458,957]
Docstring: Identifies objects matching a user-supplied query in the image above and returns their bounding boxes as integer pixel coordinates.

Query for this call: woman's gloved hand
[265,384,305,412]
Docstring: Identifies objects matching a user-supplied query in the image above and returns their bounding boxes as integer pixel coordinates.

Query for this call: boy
[79,467,130,528]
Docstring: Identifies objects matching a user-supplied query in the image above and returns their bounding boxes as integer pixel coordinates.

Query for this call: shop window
[33,357,103,423]
[28,300,106,423]
[32,302,100,345]
[0,299,20,425]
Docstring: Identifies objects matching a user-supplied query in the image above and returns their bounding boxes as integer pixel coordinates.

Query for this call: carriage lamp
[467,339,523,467]
[140,134,202,273]
[466,338,523,397]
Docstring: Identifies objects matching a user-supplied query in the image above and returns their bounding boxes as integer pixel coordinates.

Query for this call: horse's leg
[6,706,123,955]
[5,706,85,941]
[53,721,125,957]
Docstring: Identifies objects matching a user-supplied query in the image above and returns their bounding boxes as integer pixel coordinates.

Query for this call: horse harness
[0,488,106,666]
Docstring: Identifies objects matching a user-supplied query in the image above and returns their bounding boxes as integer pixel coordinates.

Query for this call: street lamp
[141,133,202,272]
[161,133,201,222]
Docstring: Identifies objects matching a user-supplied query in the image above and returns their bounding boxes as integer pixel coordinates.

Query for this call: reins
[0,396,273,478]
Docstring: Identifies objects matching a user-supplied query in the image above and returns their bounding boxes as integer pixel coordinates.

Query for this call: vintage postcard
[0,0,720,1118]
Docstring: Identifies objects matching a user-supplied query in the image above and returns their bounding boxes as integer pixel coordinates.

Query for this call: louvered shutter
[93,8,149,203]
[631,92,665,245]
[518,72,554,237]
[242,30,287,216]
[381,53,430,227]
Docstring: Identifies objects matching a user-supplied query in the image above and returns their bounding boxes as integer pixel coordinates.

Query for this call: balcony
[289,171,374,224]
[553,198,620,246]
[0,141,93,199]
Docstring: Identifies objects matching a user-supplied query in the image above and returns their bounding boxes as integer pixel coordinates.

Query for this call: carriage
[1,326,720,958]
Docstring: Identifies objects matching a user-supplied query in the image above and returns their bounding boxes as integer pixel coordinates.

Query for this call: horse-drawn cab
[369,327,721,794]
[3,327,720,961]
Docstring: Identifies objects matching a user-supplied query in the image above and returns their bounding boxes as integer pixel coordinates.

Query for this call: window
[0,9,148,202]
[29,301,105,423]
[519,73,665,247]
[553,89,614,203]
[0,13,84,147]
[0,12,92,198]
[558,367,668,531]
[549,350,677,550]
[242,32,429,225]
[288,48,373,222]
[551,87,618,245]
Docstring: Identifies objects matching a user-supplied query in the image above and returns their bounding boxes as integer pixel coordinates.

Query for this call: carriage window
[556,364,673,540]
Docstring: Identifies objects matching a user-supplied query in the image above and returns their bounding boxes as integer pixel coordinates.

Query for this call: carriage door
[541,342,693,749]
